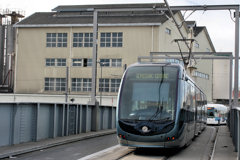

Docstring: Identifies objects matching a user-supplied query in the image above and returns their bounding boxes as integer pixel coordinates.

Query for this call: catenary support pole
[230,55,233,108]
[233,7,239,107]
[90,10,98,105]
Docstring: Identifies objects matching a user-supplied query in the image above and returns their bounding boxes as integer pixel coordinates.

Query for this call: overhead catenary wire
[163,0,190,50]
[164,0,197,68]
[179,10,196,28]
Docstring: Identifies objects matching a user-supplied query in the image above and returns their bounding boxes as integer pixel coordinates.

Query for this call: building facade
[14,3,215,103]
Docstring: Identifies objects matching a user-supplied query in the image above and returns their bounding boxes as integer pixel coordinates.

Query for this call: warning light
[167,137,170,141]
[172,136,175,140]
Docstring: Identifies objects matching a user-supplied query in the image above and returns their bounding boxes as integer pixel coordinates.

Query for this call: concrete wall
[0,93,118,106]
[213,59,230,100]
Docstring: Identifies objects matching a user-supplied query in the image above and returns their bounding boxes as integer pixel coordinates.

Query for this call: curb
[210,127,218,160]
[0,129,116,159]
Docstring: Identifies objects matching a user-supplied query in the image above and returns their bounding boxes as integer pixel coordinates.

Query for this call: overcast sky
[0,0,240,53]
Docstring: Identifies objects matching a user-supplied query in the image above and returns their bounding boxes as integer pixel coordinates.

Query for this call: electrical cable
[179,10,196,28]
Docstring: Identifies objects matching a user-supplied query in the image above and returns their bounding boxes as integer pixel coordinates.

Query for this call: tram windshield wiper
[147,64,166,122]
[148,105,163,122]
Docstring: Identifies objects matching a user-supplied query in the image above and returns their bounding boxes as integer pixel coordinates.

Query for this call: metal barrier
[0,103,116,147]
[229,107,240,159]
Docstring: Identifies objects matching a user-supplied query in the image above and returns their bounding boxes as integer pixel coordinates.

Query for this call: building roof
[15,3,177,27]
[185,21,196,28]
[52,3,165,12]
[193,26,205,37]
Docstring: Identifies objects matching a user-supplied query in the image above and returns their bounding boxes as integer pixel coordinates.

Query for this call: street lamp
[97,61,106,106]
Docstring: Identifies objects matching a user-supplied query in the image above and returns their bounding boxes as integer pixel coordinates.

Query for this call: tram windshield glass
[119,65,178,121]
[207,107,216,118]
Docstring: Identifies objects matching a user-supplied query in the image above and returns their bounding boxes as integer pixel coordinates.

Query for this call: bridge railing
[229,107,240,158]
[0,102,116,147]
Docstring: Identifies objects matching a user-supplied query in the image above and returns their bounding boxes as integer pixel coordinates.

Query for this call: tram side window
[184,82,195,122]
[184,82,190,122]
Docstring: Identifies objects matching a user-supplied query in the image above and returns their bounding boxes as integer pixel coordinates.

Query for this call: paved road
[3,126,217,160]
[4,134,118,160]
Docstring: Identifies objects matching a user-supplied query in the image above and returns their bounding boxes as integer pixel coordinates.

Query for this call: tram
[206,104,228,125]
[116,62,207,148]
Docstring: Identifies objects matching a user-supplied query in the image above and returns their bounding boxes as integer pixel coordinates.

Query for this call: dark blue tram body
[116,63,207,148]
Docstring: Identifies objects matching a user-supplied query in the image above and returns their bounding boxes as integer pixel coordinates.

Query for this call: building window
[72,59,82,66]
[112,32,123,47]
[99,78,121,93]
[195,42,200,48]
[57,33,68,47]
[56,78,66,91]
[44,78,66,91]
[99,79,109,92]
[71,78,92,92]
[100,32,123,47]
[73,33,83,47]
[46,33,56,47]
[46,58,55,66]
[46,33,67,48]
[100,59,110,67]
[100,33,111,47]
[165,28,171,35]
[73,33,93,47]
[193,71,209,80]
[44,78,54,91]
[111,79,121,92]
[46,58,66,66]
[83,78,92,92]
[165,59,184,67]
[84,33,93,47]
[99,58,122,67]
[57,59,66,66]
[86,59,92,67]
[72,58,92,67]
[112,59,122,67]
[72,78,82,92]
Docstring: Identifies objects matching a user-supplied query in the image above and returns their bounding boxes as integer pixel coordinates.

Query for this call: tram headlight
[118,134,126,139]
[167,136,175,141]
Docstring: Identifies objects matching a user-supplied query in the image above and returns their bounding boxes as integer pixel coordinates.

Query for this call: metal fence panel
[0,103,116,147]
[229,107,240,157]
[18,103,36,143]
[0,104,12,146]
[69,105,77,135]
[56,104,64,137]
[87,106,92,132]
[37,104,53,140]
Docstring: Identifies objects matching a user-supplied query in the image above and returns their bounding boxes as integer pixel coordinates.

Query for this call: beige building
[213,60,231,101]
[14,3,216,103]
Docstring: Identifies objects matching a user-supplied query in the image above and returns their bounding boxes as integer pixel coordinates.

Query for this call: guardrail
[229,107,240,158]
[0,103,116,147]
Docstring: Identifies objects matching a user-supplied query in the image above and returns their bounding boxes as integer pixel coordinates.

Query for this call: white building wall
[213,60,230,100]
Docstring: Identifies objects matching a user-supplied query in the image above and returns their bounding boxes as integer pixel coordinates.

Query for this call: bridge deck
[0,126,236,159]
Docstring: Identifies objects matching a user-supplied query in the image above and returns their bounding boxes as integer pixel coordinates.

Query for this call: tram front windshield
[119,66,178,122]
